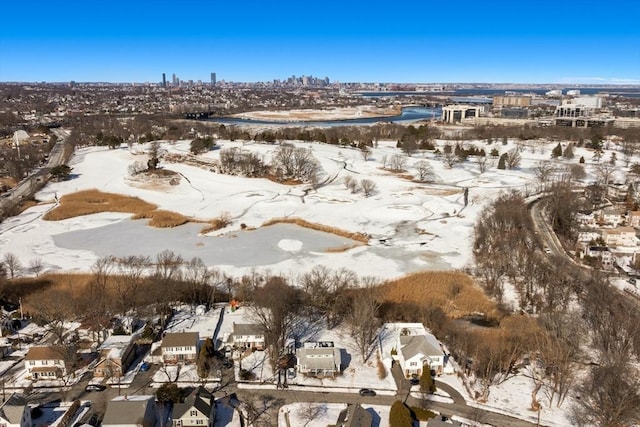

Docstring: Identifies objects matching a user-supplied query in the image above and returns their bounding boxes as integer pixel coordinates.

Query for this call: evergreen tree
[562,143,575,159]
[419,365,437,394]
[551,143,563,158]
[389,400,413,427]
[498,153,507,170]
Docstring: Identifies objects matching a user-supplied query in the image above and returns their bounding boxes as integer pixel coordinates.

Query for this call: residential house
[603,227,638,247]
[336,403,373,427]
[0,393,31,427]
[225,323,265,350]
[24,346,68,380]
[583,246,613,267]
[392,324,445,378]
[577,230,601,244]
[162,332,200,365]
[296,341,342,378]
[629,211,640,228]
[94,335,137,378]
[171,387,215,427]
[102,395,158,427]
[600,209,622,227]
[576,211,596,227]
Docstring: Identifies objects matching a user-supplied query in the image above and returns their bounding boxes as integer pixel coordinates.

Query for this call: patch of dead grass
[44,189,157,221]
[132,209,190,228]
[377,271,500,320]
[262,217,369,243]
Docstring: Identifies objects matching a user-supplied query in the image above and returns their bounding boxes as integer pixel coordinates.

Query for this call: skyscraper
[172,73,177,86]
[162,73,166,87]
[211,72,216,87]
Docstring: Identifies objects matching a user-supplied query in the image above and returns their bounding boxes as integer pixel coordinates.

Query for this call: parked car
[140,362,150,372]
[410,377,420,385]
[544,246,552,254]
[85,384,107,392]
[628,277,636,285]
[359,388,376,397]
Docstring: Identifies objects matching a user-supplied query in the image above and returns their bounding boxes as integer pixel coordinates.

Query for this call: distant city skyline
[1,0,638,84]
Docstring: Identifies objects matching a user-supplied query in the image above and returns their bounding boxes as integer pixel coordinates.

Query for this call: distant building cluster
[161,71,217,88]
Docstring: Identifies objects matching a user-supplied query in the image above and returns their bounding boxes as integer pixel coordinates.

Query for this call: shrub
[410,406,436,421]
[389,400,413,427]
[377,354,387,379]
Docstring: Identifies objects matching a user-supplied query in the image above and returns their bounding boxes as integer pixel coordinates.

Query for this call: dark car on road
[140,362,150,372]
[359,388,376,396]
[85,384,107,392]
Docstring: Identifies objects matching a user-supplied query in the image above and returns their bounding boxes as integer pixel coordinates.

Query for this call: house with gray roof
[171,387,215,427]
[102,395,158,427]
[161,332,200,365]
[336,403,373,427]
[395,325,445,378]
[0,393,31,427]
[296,341,342,378]
[225,323,265,350]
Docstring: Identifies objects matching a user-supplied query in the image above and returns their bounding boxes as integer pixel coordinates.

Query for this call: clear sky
[1,0,638,84]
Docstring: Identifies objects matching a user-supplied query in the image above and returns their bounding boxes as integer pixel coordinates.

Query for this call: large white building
[441,105,481,123]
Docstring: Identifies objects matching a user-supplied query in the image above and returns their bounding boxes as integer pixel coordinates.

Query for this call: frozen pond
[52,220,359,267]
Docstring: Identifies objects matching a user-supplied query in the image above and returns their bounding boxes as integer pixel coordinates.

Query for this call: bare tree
[533,161,554,191]
[348,284,381,362]
[442,145,458,169]
[476,155,488,173]
[29,257,44,277]
[2,252,22,279]
[505,148,521,169]
[344,175,359,194]
[297,402,328,427]
[29,288,76,343]
[360,146,372,161]
[388,154,407,172]
[595,162,615,188]
[252,276,303,370]
[113,255,150,315]
[571,361,640,427]
[415,160,435,182]
[360,179,377,197]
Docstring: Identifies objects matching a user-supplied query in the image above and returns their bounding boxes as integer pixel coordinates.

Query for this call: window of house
[410,362,417,367]
[196,420,203,425]
[29,361,35,366]
[190,410,197,416]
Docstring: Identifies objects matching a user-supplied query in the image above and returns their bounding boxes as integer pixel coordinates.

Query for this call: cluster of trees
[343,175,377,197]
[218,143,322,184]
[473,191,640,424]
[190,136,217,155]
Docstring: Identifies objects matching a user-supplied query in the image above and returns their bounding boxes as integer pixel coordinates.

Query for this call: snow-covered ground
[1,137,607,280]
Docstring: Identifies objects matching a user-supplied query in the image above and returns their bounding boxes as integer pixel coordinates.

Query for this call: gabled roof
[0,393,28,424]
[102,395,156,425]
[161,332,199,348]
[172,387,213,419]
[338,403,373,427]
[399,334,442,361]
[297,347,342,371]
[25,345,65,361]
[231,323,264,336]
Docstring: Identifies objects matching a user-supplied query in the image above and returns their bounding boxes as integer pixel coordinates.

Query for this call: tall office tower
[172,73,177,86]
[162,73,166,87]
[211,72,216,87]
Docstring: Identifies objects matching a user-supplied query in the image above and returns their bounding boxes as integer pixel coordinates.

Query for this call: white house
[161,332,200,365]
[0,394,31,427]
[583,246,613,267]
[603,227,638,247]
[628,211,640,228]
[24,346,68,380]
[171,387,215,427]
[296,342,342,378]
[390,324,445,378]
[225,323,265,350]
[600,209,622,227]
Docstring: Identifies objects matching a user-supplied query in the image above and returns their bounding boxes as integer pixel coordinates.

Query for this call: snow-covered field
[0,137,595,279]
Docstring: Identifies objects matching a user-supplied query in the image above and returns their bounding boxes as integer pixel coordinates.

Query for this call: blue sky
[1,0,638,84]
